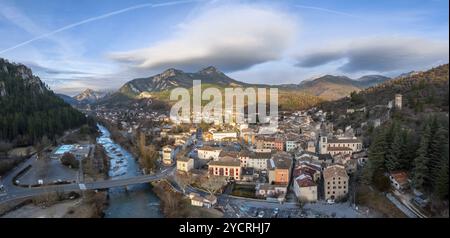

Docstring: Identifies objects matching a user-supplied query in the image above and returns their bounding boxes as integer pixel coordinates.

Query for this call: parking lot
[219,196,367,218]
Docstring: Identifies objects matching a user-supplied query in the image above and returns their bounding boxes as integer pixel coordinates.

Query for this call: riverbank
[0,190,107,218]
[152,180,223,218]
[96,124,163,218]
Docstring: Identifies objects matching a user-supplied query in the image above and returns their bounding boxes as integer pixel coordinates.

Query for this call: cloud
[109,4,299,72]
[296,37,449,73]
[25,62,92,75]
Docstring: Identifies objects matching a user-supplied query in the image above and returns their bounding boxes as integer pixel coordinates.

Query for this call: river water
[96,124,163,218]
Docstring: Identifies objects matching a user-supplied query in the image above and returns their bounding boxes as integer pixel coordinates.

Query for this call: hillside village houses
[91,94,413,210]
[150,106,369,205]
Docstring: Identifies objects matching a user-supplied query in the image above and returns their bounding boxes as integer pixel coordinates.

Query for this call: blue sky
[0,0,448,95]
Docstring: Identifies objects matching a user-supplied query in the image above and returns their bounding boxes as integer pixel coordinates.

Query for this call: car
[326,199,335,204]
[257,210,265,218]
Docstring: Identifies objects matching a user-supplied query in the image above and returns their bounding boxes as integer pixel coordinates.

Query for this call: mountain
[102,67,392,110]
[73,88,106,104]
[356,75,391,87]
[396,71,421,79]
[101,66,322,110]
[0,58,86,145]
[118,66,247,97]
[321,64,449,121]
[279,74,387,100]
[57,93,79,105]
[297,75,361,100]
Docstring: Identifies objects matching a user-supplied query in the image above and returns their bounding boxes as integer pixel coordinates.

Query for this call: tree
[412,123,432,191]
[435,153,449,199]
[174,173,193,193]
[61,152,79,169]
[137,134,158,174]
[202,176,226,195]
[365,128,387,183]
[428,126,448,188]
[385,123,402,171]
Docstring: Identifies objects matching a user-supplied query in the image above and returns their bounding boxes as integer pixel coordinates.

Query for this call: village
[85,93,422,218]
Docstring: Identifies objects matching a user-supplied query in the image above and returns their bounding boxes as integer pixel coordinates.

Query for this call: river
[96,124,163,218]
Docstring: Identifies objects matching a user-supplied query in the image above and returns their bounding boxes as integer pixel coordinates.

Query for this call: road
[0,128,176,206]
[0,166,175,205]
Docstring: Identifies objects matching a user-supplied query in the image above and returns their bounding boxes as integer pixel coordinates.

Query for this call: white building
[212,132,237,141]
[293,174,318,203]
[177,157,194,172]
[198,147,222,160]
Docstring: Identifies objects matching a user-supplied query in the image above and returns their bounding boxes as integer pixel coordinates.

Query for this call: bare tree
[174,173,193,193]
[202,176,226,195]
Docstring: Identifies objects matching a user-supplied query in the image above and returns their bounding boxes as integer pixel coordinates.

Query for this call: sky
[0,0,448,95]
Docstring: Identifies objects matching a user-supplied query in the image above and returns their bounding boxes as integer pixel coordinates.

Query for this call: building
[285,140,298,152]
[203,131,214,142]
[293,162,321,182]
[208,157,241,180]
[318,136,328,154]
[256,137,277,150]
[323,164,349,201]
[212,131,237,141]
[255,183,287,199]
[189,193,217,208]
[274,139,284,151]
[198,147,222,160]
[319,136,363,155]
[240,128,256,145]
[327,147,353,156]
[50,144,92,160]
[389,171,409,190]
[395,94,402,110]
[239,151,272,171]
[306,141,316,153]
[327,138,363,152]
[268,152,293,185]
[293,174,318,202]
[162,145,176,165]
[177,157,194,173]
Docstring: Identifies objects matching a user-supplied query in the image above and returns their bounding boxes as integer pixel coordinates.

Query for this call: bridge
[0,165,174,205]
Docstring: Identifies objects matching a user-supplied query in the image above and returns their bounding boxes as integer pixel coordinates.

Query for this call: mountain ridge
[113,66,391,102]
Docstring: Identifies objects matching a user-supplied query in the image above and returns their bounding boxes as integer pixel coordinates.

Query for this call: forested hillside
[0,58,86,146]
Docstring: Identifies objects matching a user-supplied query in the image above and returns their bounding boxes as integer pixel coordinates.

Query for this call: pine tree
[399,130,414,170]
[412,123,432,191]
[365,128,388,182]
[435,146,449,199]
[386,123,402,171]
